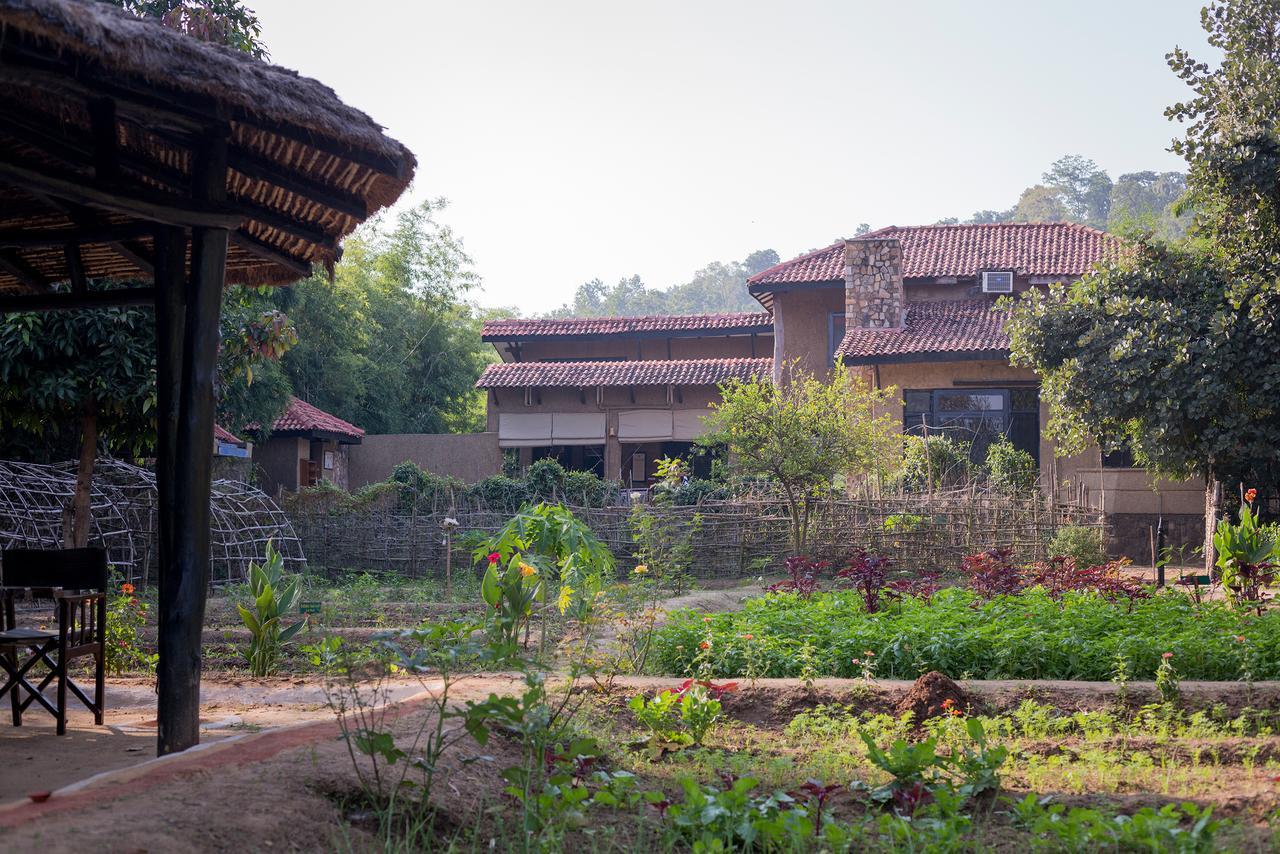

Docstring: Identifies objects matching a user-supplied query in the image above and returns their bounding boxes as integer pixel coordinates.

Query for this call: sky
[251,0,1215,315]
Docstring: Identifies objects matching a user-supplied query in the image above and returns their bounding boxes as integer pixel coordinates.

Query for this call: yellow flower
[633,564,649,575]
[519,562,537,578]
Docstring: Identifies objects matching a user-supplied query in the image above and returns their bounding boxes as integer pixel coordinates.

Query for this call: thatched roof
[0,0,417,293]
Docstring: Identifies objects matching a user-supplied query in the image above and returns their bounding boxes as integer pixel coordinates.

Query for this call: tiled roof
[835,300,1009,364]
[476,358,772,388]
[262,397,365,441]
[749,223,1120,286]
[213,424,243,445]
[482,311,772,340]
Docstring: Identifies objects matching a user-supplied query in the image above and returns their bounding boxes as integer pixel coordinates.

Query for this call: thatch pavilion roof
[0,0,416,296]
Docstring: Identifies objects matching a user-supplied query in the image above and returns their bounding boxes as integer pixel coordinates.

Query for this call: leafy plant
[1156,651,1181,706]
[677,685,722,746]
[237,540,306,676]
[104,580,157,675]
[1213,491,1277,614]
[479,551,543,650]
[961,547,1024,599]
[1048,525,1107,571]
[834,549,893,613]
[896,433,972,492]
[985,437,1039,493]
[766,555,829,598]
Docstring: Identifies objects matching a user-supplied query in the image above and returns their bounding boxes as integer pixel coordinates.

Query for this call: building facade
[479,223,1202,556]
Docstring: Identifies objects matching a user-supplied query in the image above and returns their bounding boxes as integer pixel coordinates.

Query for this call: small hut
[0,0,414,753]
[252,397,366,494]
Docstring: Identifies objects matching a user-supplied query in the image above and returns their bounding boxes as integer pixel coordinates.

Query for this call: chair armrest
[54,592,105,605]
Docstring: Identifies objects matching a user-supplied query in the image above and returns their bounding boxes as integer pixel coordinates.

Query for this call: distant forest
[551,154,1189,318]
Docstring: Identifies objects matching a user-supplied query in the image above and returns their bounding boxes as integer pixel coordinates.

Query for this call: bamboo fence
[289,487,1103,581]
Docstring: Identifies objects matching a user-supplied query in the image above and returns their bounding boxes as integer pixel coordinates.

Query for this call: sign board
[299,601,323,615]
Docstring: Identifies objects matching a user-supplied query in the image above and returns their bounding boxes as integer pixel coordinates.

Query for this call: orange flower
[941,698,955,710]
[741,633,754,640]
[699,641,711,650]
[120,583,135,595]
[1245,488,1258,504]
[519,562,537,578]
[1162,652,1174,660]
[1235,635,1246,643]
[949,708,963,717]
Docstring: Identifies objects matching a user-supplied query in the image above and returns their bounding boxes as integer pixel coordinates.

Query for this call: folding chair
[0,548,108,736]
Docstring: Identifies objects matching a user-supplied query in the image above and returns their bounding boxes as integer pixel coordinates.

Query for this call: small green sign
[299,601,323,615]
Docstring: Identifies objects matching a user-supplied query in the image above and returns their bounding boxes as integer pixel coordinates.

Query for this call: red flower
[487,552,501,565]
[1162,652,1174,660]
[1245,488,1258,504]
[699,641,711,650]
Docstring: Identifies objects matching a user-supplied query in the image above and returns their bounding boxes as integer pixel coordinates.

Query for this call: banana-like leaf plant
[238,539,307,676]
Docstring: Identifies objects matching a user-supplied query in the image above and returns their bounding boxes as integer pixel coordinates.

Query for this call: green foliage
[653,587,1280,681]
[237,541,307,676]
[1010,794,1221,853]
[984,437,1038,493]
[629,503,700,594]
[471,474,531,514]
[1048,525,1107,569]
[703,364,901,552]
[105,581,157,675]
[627,690,688,745]
[474,503,615,627]
[272,199,491,435]
[525,458,567,500]
[117,0,269,59]
[895,434,971,492]
[479,553,544,649]
[1213,496,1279,611]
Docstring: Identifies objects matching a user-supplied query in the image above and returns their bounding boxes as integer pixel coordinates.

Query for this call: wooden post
[155,128,229,755]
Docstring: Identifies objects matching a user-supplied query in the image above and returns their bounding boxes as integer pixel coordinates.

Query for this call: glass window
[828,313,846,365]
[934,392,1006,412]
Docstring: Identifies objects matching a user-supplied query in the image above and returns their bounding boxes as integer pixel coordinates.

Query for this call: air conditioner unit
[982,271,1013,293]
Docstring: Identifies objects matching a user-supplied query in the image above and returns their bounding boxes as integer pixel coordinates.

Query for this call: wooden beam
[0,250,48,293]
[88,97,119,182]
[228,149,367,219]
[229,230,312,277]
[0,286,155,313]
[0,221,158,248]
[0,160,243,230]
[0,109,340,250]
[33,195,157,277]
[64,241,86,295]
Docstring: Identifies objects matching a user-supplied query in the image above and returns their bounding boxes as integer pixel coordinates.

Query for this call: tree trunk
[1204,472,1221,575]
[66,402,98,549]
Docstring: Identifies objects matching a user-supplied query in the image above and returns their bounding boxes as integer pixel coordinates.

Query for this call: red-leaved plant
[835,549,894,613]
[766,556,830,598]
[960,548,1024,600]
[1024,556,1150,611]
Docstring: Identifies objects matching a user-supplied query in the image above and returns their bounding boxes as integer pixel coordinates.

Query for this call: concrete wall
[347,433,503,487]
[772,285,844,380]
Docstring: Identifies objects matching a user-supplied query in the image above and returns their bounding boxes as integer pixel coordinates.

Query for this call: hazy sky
[251,1,1214,315]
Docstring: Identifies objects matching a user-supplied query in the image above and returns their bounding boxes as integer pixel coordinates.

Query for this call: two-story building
[478,222,1204,555]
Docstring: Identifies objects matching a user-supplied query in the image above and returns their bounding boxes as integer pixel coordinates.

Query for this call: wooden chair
[0,548,108,735]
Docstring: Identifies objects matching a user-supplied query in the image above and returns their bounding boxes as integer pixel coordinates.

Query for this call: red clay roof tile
[749,222,1120,286]
[836,300,1010,364]
[263,397,365,440]
[482,311,772,340]
[476,357,772,389]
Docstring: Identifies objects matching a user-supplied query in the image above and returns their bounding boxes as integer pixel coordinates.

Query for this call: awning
[498,413,605,447]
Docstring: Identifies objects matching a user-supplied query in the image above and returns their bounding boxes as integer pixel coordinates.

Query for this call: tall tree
[1042,155,1113,226]
[272,199,491,434]
[1009,0,1280,569]
[1011,184,1071,222]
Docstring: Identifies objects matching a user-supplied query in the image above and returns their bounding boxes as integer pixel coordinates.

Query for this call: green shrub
[897,434,972,491]
[1049,525,1108,568]
[984,438,1038,493]
[651,587,1280,681]
[525,458,567,499]
[562,469,616,506]
[656,477,727,505]
[238,540,307,676]
[469,474,529,514]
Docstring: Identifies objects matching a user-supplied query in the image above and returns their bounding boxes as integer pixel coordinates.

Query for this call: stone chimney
[844,238,904,329]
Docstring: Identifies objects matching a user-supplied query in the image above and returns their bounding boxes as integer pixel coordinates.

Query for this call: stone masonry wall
[844,238,904,329]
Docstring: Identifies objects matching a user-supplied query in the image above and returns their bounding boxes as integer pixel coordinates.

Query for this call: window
[1102,446,1136,468]
[828,313,846,365]
[904,387,1039,465]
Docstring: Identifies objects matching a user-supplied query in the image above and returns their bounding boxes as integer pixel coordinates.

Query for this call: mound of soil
[896,671,968,724]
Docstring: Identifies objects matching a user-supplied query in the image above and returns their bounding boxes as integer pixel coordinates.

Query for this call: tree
[272,199,491,434]
[1042,155,1113,226]
[699,364,900,554]
[1108,171,1192,238]
[1006,243,1279,570]
[112,0,269,58]
[1011,184,1071,222]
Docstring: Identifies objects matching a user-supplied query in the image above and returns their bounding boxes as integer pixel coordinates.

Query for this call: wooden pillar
[155,128,229,755]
